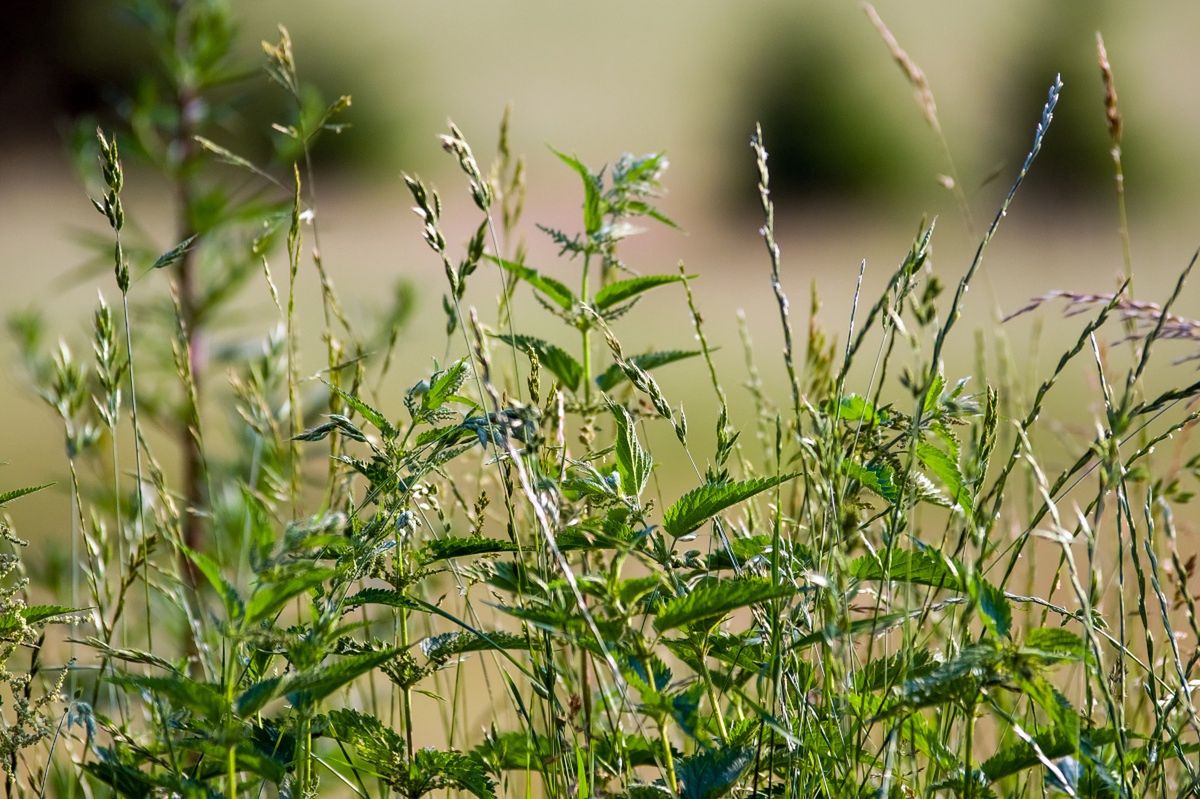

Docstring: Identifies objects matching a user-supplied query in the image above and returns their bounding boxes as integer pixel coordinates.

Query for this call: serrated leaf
[421,631,530,662]
[593,274,689,310]
[115,673,226,720]
[854,648,937,692]
[552,148,603,236]
[654,578,797,632]
[19,605,76,625]
[850,548,965,592]
[663,473,799,538]
[924,372,946,417]
[0,482,53,506]
[413,748,497,799]
[675,747,753,799]
[283,648,401,705]
[894,642,1005,712]
[324,381,396,438]
[1021,628,1087,664]
[971,575,1012,639]
[841,460,899,503]
[425,359,469,412]
[343,588,419,611]
[608,400,652,499]
[419,536,519,565]
[486,256,576,310]
[981,727,1077,783]
[492,334,582,391]
[243,567,337,627]
[835,394,884,425]
[151,235,197,269]
[916,441,972,513]
[596,349,702,391]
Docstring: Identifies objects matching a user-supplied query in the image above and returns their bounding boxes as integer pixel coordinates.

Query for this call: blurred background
[4,0,1200,546]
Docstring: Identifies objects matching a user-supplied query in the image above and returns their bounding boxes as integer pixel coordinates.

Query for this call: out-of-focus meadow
[4,0,1200,548]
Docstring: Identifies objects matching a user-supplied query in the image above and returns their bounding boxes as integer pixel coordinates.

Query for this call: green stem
[581,252,592,405]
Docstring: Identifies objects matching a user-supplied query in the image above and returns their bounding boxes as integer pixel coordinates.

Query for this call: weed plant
[4,2,1200,797]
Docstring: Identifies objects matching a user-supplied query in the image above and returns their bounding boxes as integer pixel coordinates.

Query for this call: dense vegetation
[3,2,1199,797]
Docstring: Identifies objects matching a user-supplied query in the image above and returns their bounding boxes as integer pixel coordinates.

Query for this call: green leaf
[486,256,576,310]
[324,382,397,439]
[344,588,419,611]
[413,749,497,799]
[283,648,401,705]
[183,546,243,620]
[608,401,652,499]
[893,642,1005,712]
[593,274,689,310]
[841,460,899,504]
[420,631,530,662]
[19,605,76,625]
[675,747,753,799]
[425,359,470,412]
[492,334,582,391]
[151,235,198,269]
[595,349,702,391]
[115,673,226,720]
[552,148,603,237]
[850,548,965,591]
[419,536,520,565]
[923,372,946,417]
[663,473,799,538]
[971,575,1012,639]
[854,649,937,692]
[916,441,972,513]
[1021,627,1087,665]
[243,566,337,628]
[327,707,405,769]
[0,482,53,506]
[981,726,1077,783]
[654,578,797,632]
[835,394,884,425]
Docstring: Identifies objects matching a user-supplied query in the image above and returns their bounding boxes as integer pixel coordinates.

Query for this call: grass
[2,2,1200,797]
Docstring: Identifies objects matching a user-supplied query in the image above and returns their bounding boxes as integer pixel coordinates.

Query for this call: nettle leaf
[0,482,53,506]
[981,726,1078,784]
[608,400,652,499]
[850,548,964,592]
[151,234,198,269]
[243,567,337,628]
[283,648,401,706]
[835,394,885,425]
[593,274,689,310]
[425,359,469,412]
[653,578,796,632]
[893,642,1005,713]
[19,605,76,626]
[595,349,702,391]
[115,673,226,720]
[841,460,899,504]
[325,381,397,439]
[1020,627,1087,665]
[854,648,937,693]
[923,372,946,417]
[419,536,519,565]
[328,707,404,771]
[552,148,603,236]
[412,748,496,799]
[663,473,799,538]
[916,441,972,514]
[971,574,1012,639]
[420,631,530,663]
[486,256,576,310]
[343,588,419,611]
[675,747,753,799]
[492,334,582,391]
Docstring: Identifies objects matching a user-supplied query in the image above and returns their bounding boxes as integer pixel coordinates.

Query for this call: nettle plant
[10,2,1200,798]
